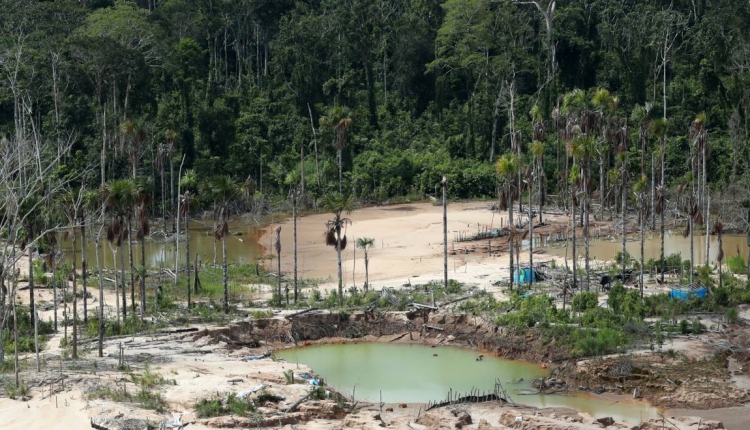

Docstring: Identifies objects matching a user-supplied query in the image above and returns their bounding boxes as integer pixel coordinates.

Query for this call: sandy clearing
[260,201,568,294]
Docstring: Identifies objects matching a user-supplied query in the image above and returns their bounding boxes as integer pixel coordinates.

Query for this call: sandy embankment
[261,201,567,294]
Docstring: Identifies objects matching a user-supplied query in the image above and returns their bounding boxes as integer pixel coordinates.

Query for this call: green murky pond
[277,343,660,424]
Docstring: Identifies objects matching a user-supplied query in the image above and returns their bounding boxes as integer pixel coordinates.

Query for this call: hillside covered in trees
[1,0,750,209]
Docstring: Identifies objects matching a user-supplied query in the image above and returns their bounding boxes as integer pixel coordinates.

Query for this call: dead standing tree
[275,226,282,303]
[0,128,75,385]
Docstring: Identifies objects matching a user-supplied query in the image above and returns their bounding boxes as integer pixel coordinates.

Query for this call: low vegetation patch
[87,366,171,412]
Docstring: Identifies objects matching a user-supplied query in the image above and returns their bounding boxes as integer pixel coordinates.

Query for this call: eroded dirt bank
[3,308,736,430]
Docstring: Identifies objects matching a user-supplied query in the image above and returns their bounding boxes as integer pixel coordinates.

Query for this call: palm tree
[561,89,588,291]
[591,89,618,220]
[567,134,597,290]
[105,179,139,318]
[631,104,653,217]
[495,154,519,291]
[322,193,354,306]
[202,175,244,313]
[320,107,353,193]
[356,237,375,292]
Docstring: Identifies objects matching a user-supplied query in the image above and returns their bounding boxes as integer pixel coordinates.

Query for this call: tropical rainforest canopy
[1,0,749,210]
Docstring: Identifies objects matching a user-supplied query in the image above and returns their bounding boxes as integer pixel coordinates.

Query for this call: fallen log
[285,308,318,319]
[90,419,111,430]
[439,296,470,307]
[285,391,314,413]
[408,303,437,311]
[424,325,444,331]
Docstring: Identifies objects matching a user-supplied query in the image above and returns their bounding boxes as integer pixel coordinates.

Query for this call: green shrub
[727,307,739,324]
[572,292,599,312]
[726,255,746,275]
[283,370,294,384]
[137,388,166,412]
[195,393,255,418]
[251,310,274,319]
[195,396,224,418]
[691,319,706,334]
[615,251,632,268]
[572,328,625,357]
[679,319,689,334]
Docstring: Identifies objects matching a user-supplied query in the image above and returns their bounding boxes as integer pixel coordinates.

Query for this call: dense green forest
[1,0,750,208]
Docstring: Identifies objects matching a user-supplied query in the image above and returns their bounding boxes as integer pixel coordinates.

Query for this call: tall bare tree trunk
[13,278,19,388]
[29,246,35,328]
[81,219,88,324]
[337,150,343,194]
[651,154,656,230]
[443,178,448,289]
[538,158,544,224]
[293,194,298,302]
[162,159,167,233]
[529,179,534,288]
[120,241,126,319]
[186,210,191,300]
[112,247,120,323]
[307,103,321,190]
[572,179,577,290]
[337,223,343,306]
[689,214,694,286]
[622,160,627,276]
[640,195,645,298]
[584,171,591,290]
[222,233,229,314]
[128,216,135,313]
[175,155,185,284]
[509,183,515,292]
[72,221,78,359]
[275,227,282,302]
[705,194,710,267]
[140,232,146,319]
[96,232,104,357]
[660,137,666,283]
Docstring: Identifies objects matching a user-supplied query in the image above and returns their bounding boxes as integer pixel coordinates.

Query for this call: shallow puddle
[276,343,660,424]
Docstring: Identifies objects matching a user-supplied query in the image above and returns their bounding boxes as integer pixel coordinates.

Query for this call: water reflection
[543,231,749,266]
[57,220,265,269]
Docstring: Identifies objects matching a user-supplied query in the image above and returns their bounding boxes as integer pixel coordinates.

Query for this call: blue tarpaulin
[670,284,707,301]
[513,268,537,284]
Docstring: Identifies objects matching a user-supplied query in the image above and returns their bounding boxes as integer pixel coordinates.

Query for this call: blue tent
[670,284,707,301]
